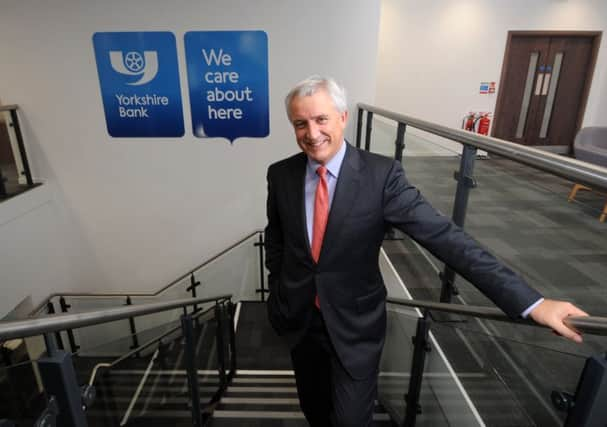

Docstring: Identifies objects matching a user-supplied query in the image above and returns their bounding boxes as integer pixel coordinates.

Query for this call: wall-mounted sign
[93,32,184,137]
[479,81,496,95]
[184,31,269,142]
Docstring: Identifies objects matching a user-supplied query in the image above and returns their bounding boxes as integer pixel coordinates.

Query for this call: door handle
[542,73,551,96]
[535,73,544,96]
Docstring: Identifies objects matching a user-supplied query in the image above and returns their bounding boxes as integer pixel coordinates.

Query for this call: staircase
[77,302,394,426]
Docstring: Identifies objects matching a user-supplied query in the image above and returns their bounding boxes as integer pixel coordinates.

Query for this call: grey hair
[285,75,348,118]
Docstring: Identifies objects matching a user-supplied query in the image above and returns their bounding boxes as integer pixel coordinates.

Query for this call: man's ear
[341,110,349,126]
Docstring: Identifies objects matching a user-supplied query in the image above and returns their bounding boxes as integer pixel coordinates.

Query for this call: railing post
[46,302,65,351]
[215,302,227,387]
[404,313,431,427]
[439,144,478,303]
[364,111,374,151]
[356,107,364,148]
[0,169,6,198]
[226,300,237,377]
[59,297,79,352]
[125,296,140,356]
[563,353,607,426]
[9,109,33,186]
[254,233,267,302]
[181,313,202,427]
[37,333,88,426]
[43,332,58,358]
[187,274,201,313]
[394,122,407,163]
[200,300,235,423]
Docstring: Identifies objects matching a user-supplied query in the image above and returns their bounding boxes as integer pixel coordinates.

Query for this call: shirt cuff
[521,298,544,318]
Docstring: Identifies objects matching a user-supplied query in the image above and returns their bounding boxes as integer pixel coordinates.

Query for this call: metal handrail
[0,294,231,341]
[30,230,262,315]
[358,103,607,191]
[387,297,607,336]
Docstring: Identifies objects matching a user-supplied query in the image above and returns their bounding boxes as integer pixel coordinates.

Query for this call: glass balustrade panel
[431,153,607,385]
[380,305,483,426]
[427,318,598,426]
[80,309,224,426]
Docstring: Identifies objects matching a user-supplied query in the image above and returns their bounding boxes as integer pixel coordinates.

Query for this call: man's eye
[294,122,306,129]
[317,117,328,124]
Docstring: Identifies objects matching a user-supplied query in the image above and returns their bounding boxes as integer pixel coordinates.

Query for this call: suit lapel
[320,144,362,262]
[287,153,312,257]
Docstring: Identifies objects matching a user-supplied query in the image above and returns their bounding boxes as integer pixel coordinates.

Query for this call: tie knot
[316,166,327,178]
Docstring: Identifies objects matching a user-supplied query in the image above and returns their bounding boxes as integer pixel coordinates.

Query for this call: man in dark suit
[264,76,587,426]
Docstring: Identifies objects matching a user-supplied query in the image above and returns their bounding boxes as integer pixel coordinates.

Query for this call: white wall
[0,0,381,316]
[376,0,607,133]
[0,185,100,317]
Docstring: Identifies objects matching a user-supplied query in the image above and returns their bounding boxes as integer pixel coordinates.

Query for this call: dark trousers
[290,310,377,427]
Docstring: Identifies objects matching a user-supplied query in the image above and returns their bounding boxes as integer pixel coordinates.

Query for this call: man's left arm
[381,160,588,341]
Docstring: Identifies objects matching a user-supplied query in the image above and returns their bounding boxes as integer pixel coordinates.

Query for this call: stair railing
[357,103,607,303]
[386,297,607,427]
[0,294,234,427]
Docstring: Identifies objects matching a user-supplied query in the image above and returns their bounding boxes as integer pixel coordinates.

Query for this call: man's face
[288,89,348,165]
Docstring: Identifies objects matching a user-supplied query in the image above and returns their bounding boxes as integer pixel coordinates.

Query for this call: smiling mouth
[306,139,328,149]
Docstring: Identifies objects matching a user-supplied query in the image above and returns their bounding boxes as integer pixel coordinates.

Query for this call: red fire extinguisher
[463,112,476,132]
[477,113,491,135]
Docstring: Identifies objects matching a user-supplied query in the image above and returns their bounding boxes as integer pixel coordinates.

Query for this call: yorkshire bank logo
[109,51,158,85]
[93,31,184,137]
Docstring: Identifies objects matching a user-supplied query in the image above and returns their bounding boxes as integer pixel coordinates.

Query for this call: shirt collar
[307,140,347,179]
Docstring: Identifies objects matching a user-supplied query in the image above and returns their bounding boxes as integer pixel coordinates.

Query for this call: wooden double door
[493,32,600,153]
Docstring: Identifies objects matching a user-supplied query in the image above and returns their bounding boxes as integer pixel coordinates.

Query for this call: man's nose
[307,122,321,140]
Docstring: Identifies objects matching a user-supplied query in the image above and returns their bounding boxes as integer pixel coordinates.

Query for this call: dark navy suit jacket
[264,143,541,379]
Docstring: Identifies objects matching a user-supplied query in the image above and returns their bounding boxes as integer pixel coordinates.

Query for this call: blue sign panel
[184,31,269,142]
[93,32,184,137]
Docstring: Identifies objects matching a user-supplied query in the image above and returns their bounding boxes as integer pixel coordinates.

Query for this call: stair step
[213,410,392,421]
[87,409,392,421]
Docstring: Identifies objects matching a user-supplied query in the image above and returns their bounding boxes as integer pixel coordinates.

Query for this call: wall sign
[479,81,496,95]
[184,31,269,142]
[93,32,184,137]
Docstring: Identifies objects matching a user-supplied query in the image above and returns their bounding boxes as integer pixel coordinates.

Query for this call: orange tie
[311,166,329,309]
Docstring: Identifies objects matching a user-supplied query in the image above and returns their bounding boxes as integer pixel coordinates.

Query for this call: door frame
[492,31,602,150]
